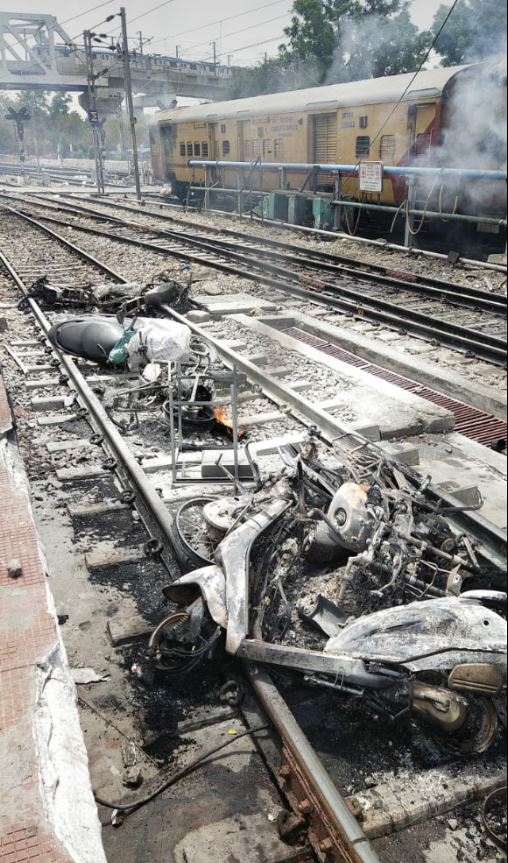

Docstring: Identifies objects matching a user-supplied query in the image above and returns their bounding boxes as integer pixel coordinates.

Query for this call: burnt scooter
[153,461,507,754]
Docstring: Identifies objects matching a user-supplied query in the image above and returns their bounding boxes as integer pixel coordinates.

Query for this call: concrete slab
[0,376,12,437]
[234,316,455,440]
[265,311,507,420]
[68,500,130,519]
[55,465,110,483]
[174,811,297,863]
[194,292,278,316]
[382,432,507,532]
[85,545,146,571]
[381,442,421,466]
[348,759,504,839]
[31,395,72,412]
[47,438,92,454]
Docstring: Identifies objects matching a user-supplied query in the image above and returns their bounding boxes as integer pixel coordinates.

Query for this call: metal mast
[120,7,142,201]
[84,29,105,195]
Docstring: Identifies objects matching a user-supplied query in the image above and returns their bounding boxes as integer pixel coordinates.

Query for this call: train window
[356,136,370,158]
[194,143,201,156]
[274,139,284,158]
[252,140,262,156]
[379,134,396,163]
[179,142,186,157]
[223,140,231,156]
[202,142,209,157]
[220,124,227,134]
[187,142,193,156]
[359,116,368,129]
[262,139,273,157]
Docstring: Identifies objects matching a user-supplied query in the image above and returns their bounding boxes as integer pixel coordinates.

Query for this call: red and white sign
[359,161,383,193]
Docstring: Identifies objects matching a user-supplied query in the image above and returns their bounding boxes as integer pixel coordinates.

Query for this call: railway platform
[0,372,105,863]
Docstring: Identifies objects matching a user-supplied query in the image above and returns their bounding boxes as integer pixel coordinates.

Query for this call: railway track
[1,192,506,367]
[0,214,380,863]
[1,203,506,862]
[0,201,506,454]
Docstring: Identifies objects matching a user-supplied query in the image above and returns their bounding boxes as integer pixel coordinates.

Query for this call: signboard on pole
[88,110,100,126]
[359,161,383,193]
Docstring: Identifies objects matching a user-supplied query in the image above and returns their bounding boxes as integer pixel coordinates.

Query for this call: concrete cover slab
[0,376,12,436]
[380,432,507,532]
[174,811,295,863]
[268,311,507,419]
[235,316,455,440]
[409,432,507,532]
[194,293,279,315]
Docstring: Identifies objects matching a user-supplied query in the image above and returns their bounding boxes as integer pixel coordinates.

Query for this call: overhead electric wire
[337,0,462,234]
[185,13,287,53]
[186,13,290,54]
[201,32,286,61]
[369,0,461,149]
[61,1,117,26]
[127,0,178,26]
[152,0,291,45]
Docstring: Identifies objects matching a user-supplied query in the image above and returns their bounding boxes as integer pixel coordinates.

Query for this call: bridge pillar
[79,90,123,117]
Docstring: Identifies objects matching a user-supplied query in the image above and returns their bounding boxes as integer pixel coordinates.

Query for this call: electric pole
[137,31,143,55]
[120,7,142,201]
[30,92,41,173]
[84,30,105,195]
[212,41,217,67]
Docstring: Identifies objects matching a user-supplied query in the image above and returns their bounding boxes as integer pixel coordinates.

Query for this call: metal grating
[284,327,507,449]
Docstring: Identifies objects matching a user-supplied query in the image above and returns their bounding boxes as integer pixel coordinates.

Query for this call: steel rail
[163,304,507,570]
[1,213,506,860]
[128,190,508,275]
[35,191,506,302]
[5,204,505,366]
[0,247,184,569]
[0,229,381,863]
[7,191,505,312]
[247,665,381,863]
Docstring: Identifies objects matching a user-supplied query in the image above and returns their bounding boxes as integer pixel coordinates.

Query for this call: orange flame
[214,406,247,439]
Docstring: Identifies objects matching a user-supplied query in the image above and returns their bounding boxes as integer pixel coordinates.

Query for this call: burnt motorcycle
[152,449,507,754]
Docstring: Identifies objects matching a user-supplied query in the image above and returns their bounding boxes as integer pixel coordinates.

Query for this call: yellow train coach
[150,61,507,248]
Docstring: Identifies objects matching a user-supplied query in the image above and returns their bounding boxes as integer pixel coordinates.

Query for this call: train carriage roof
[153,65,469,126]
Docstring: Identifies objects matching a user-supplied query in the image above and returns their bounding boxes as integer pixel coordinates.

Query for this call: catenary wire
[185,13,290,55]
[61,1,117,26]
[150,0,291,46]
[369,0,461,149]
[200,32,286,61]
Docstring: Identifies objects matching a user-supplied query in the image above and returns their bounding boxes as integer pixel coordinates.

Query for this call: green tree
[433,0,507,66]
[280,0,338,81]
[229,0,433,96]
[280,0,410,83]
[340,7,432,81]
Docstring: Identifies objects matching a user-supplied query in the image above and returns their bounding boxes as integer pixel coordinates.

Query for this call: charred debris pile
[35,272,507,762]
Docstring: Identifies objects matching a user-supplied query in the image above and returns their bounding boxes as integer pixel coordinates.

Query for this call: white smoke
[324,15,383,85]
[439,57,507,172]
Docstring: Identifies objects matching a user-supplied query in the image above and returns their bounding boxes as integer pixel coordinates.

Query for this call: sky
[1,0,454,67]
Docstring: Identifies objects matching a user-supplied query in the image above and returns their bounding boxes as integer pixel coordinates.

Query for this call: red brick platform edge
[0,375,106,863]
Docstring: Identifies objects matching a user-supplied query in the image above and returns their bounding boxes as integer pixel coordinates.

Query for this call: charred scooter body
[160,494,507,753]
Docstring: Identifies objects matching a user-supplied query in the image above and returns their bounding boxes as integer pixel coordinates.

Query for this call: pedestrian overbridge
[0,11,233,108]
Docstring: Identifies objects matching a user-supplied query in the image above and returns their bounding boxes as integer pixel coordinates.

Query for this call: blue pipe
[188,159,507,182]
